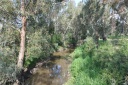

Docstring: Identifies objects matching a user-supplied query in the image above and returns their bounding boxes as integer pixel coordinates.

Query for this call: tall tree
[17,0,26,68]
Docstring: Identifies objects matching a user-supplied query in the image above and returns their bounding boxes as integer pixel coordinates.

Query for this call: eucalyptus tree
[81,0,128,47]
[111,0,128,35]
[0,0,66,84]
[80,0,108,47]
[0,0,65,67]
[53,0,85,47]
[0,0,21,84]
[100,0,128,35]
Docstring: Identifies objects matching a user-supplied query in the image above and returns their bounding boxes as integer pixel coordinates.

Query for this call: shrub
[68,37,128,85]
[24,29,54,67]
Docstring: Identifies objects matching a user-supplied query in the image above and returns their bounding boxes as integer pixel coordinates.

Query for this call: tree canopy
[0,0,128,85]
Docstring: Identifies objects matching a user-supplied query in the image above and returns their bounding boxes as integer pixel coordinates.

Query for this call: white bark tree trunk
[17,0,26,69]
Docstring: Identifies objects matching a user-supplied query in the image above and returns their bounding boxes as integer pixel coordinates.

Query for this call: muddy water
[25,49,73,85]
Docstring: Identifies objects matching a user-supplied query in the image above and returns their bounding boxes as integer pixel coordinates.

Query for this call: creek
[24,49,73,85]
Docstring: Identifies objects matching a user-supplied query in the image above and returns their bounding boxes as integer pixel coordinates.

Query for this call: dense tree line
[0,0,128,85]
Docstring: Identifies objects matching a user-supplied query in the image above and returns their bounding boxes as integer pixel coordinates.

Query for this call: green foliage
[0,57,19,85]
[70,37,95,58]
[54,0,85,47]
[68,37,128,85]
[51,34,62,45]
[0,0,127,84]
[24,29,54,67]
[0,0,16,20]
[0,28,20,84]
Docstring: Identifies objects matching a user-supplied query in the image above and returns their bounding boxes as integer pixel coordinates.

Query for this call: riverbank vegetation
[0,0,128,85]
[66,37,128,85]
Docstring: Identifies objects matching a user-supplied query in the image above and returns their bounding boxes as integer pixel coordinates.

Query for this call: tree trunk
[94,31,99,48]
[17,0,26,69]
[15,1,26,85]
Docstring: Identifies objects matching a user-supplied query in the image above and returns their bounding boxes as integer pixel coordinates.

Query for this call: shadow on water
[25,49,73,85]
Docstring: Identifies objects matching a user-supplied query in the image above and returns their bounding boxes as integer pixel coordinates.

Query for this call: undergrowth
[66,37,128,85]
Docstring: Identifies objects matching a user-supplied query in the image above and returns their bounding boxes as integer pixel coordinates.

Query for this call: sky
[74,0,82,5]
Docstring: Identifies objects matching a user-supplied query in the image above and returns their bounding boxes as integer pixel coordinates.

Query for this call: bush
[24,29,54,67]
[51,34,62,46]
[68,37,128,85]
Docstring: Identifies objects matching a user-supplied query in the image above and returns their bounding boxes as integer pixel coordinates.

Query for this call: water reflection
[50,65,61,77]
[25,58,70,85]
[49,64,63,85]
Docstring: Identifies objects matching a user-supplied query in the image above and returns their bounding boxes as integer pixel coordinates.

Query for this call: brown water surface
[25,49,73,85]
